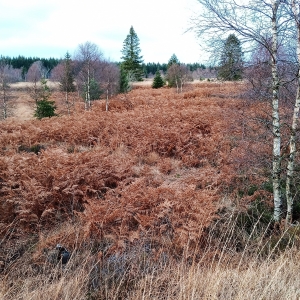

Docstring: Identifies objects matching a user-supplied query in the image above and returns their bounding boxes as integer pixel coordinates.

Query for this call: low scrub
[1,82,299,298]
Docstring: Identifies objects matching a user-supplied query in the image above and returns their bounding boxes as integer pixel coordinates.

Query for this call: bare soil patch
[10,92,35,121]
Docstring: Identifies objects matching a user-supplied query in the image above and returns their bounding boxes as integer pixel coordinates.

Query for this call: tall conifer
[60,52,75,94]
[59,52,75,115]
[121,26,144,81]
[167,54,180,67]
[218,34,243,81]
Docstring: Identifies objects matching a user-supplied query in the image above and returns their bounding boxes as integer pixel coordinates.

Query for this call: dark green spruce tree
[121,26,144,81]
[167,54,180,67]
[152,70,164,89]
[34,79,57,119]
[218,34,243,81]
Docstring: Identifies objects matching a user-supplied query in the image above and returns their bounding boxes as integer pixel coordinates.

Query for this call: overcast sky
[0,0,206,64]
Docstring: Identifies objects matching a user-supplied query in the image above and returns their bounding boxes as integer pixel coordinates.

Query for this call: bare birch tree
[0,62,10,120]
[74,42,103,110]
[283,0,300,225]
[191,0,287,222]
[100,61,120,111]
[166,64,191,93]
[27,61,46,104]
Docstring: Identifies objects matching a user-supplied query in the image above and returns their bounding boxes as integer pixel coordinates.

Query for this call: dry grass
[3,254,298,300]
[132,78,153,87]
[10,81,60,90]
[131,252,300,300]
[1,215,300,300]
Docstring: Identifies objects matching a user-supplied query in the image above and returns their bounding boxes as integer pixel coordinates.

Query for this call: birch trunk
[106,88,109,112]
[66,91,70,116]
[286,0,300,226]
[85,88,88,111]
[87,65,91,110]
[271,0,282,222]
[1,76,8,119]
[3,89,7,119]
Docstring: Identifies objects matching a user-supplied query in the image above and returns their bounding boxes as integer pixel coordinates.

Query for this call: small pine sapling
[34,79,57,119]
[152,71,164,89]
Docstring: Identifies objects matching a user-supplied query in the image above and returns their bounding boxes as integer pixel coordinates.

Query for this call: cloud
[0,0,203,63]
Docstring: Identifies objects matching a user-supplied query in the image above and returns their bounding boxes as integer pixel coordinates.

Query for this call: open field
[1,82,299,299]
[4,79,209,121]
[9,81,61,90]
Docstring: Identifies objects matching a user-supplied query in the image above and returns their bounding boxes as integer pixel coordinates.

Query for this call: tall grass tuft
[2,209,300,300]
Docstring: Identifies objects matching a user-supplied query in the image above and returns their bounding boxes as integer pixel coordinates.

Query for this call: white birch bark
[87,64,91,110]
[271,0,282,222]
[106,87,109,112]
[191,0,293,222]
[175,78,179,94]
[0,72,8,119]
[85,87,88,111]
[3,86,7,119]
[66,91,70,116]
[286,0,300,225]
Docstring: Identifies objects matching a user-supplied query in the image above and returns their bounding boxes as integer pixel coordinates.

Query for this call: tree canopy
[168,54,180,67]
[74,41,103,110]
[59,52,75,94]
[218,34,243,81]
[121,26,144,81]
[152,70,164,89]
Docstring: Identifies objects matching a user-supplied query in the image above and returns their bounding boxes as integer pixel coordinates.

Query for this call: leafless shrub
[74,42,104,110]
[26,61,46,83]
[166,64,193,93]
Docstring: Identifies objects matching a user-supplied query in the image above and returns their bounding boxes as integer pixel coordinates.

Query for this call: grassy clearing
[9,81,60,90]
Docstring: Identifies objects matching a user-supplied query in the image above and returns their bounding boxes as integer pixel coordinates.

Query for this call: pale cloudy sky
[0,0,205,64]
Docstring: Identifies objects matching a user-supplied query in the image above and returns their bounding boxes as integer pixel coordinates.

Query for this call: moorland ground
[1,81,300,299]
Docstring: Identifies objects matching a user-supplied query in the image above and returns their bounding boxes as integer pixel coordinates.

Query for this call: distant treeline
[1,55,207,80]
[142,62,206,77]
[0,55,61,79]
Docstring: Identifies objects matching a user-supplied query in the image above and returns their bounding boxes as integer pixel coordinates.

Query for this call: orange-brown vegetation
[1,82,288,299]
[1,83,270,246]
